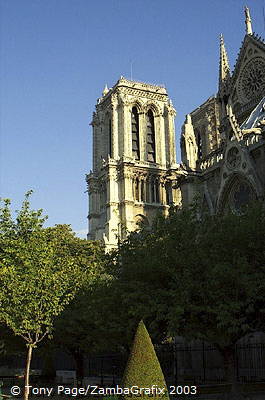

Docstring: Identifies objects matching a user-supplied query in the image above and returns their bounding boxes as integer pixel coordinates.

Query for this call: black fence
[85,353,127,385]
[84,343,265,385]
[1,342,265,385]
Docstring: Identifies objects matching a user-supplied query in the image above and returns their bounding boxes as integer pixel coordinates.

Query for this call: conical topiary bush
[122,320,169,400]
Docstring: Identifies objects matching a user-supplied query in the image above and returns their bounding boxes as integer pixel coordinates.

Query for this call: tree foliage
[112,202,265,398]
[53,242,113,379]
[0,191,101,399]
[0,193,82,344]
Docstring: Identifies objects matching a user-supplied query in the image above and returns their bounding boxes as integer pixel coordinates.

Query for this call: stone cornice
[118,86,167,102]
[115,77,167,94]
[119,200,136,206]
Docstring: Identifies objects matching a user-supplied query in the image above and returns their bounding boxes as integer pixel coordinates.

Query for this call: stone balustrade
[198,150,224,170]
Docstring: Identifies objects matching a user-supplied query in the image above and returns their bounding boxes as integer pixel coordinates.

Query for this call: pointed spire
[244,6,253,35]
[219,34,230,88]
[102,84,109,96]
[185,114,192,125]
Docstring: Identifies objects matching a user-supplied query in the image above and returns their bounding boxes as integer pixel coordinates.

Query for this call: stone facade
[87,7,265,249]
[180,7,265,215]
[86,77,181,250]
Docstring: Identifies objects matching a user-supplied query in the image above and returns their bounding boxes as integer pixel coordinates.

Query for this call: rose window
[239,58,265,101]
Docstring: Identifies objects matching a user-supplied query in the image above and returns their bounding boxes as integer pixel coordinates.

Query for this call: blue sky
[1,0,264,237]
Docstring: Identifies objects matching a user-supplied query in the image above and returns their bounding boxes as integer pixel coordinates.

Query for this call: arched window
[131,107,140,160]
[140,180,145,202]
[146,180,150,203]
[100,182,107,210]
[219,176,256,214]
[147,110,156,162]
[166,181,172,205]
[150,178,160,203]
[155,180,160,203]
[151,179,156,203]
[134,214,149,230]
[135,178,139,201]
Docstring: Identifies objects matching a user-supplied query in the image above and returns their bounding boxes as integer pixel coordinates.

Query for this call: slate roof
[241,96,265,129]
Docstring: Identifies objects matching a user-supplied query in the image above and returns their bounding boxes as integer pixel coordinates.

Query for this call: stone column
[158,113,166,167]
[122,169,135,234]
[105,165,120,248]
[167,107,177,165]
[160,178,165,205]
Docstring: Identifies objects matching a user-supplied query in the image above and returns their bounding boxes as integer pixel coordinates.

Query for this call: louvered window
[147,110,156,162]
[131,107,140,160]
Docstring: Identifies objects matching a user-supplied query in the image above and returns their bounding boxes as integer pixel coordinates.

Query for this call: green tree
[110,212,184,344]
[53,245,138,379]
[53,244,113,380]
[0,192,92,400]
[168,204,265,399]
[122,320,169,400]
[114,203,265,400]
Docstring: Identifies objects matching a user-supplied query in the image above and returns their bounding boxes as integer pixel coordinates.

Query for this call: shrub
[122,320,169,400]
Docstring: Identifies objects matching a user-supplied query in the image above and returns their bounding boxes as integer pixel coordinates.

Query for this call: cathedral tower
[86,77,180,250]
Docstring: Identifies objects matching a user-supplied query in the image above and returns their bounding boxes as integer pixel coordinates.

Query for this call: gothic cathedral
[87,7,265,250]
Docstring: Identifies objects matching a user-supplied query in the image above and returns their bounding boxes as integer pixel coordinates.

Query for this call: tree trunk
[24,345,33,400]
[222,346,246,400]
[74,350,84,382]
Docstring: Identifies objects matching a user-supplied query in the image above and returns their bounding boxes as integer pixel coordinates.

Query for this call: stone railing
[243,131,263,147]
[197,131,264,171]
[197,150,224,171]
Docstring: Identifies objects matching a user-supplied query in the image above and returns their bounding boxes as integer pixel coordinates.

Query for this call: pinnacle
[102,84,109,96]
[244,6,253,35]
[185,114,192,125]
[219,33,230,89]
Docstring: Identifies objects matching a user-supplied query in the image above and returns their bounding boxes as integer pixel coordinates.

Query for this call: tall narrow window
[109,119,112,157]
[155,180,160,203]
[100,183,107,210]
[166,181,172,205]
[146,180,150,203]
[196,131,203,159]
[140,180,145,202]
[151,180,155,203]
[147,110,156,162]
[131,107,140,160]
[135,179,139,201]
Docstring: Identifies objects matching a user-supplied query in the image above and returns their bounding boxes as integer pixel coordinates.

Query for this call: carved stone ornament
[123,87,166,102]
[111,93,118,107]
[238,57,265,102]
[226,147,241,169]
